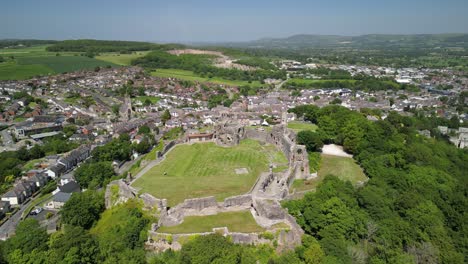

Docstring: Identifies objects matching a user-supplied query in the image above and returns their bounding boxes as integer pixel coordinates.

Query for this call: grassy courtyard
[287,121,318,132]
[132,139,282,206]
[157,211,264,234]
[291,154,367,192]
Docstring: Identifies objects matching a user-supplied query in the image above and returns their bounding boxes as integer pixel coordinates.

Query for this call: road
[0,199,32,240]
[1,129,13,146]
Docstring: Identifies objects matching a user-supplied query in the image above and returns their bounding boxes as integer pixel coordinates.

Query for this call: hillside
[228,33,468,50]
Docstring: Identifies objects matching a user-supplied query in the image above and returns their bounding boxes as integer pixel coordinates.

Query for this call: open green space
[151,69,263,87]
[291,154,367,193]
[0,45,119,80]
[96,52,149,65]
[132,140,280,206]
[287,121,318,132]
[0,62,53,80]
[157,211,264,234]
[17,56,117,73]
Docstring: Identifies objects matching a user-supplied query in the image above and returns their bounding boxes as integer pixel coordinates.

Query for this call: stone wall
[223,194,252,208]
[244,129,268,142]
[160,195,251,227]
[158,140,177,158]
[104,180,137,209]
[214,122,245,146]
[243,125,310,181]
[254,199,286,220]
[180,196,218,211]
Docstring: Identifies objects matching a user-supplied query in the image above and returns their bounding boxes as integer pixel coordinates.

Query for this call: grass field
[17,56,117,73]
[0,62,53,80]
[157,211,264,234]
[0,45,119,80]
[132,140,280,206]
[96,52,149,65]
[287,121,318,132]
[291,154,367,192]
[151,69,264,87]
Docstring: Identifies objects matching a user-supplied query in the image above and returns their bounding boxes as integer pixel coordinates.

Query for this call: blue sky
[1,0,467,42]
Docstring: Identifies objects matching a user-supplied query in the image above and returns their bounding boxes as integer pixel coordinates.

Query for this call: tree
[4,219,48,256]
[61,191,105,229]
[48,225,99,263]
[138,125,151,135]
[161,109,171,123]
[74,162,115,188]
[297,130,324,152]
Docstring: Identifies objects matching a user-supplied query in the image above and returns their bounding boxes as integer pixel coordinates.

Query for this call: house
[1,189,25,206]
[248,118,262,126]
[59,173,75,186]
[46,163,66,179]
[69,134,89,142]
[57,144,92,171]
[52,181,81,195]
[46,192,72,209]
[0,201,11,215]
[29,173,49,188]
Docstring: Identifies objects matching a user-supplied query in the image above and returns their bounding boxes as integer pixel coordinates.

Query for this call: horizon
[2,0,468,42]
[1,32,468,45]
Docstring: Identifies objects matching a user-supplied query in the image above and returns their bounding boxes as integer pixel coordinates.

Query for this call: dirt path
[321,144,353,158]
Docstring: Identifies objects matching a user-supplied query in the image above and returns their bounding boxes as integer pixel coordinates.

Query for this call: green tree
[297,130,324,152]
[4,219,48,257]
[61,191,105,229]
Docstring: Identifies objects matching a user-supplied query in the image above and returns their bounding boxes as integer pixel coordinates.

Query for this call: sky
[1,0,467,43]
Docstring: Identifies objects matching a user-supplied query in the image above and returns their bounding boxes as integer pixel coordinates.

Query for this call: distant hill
[229,34,468,50]
[0,39,58,49]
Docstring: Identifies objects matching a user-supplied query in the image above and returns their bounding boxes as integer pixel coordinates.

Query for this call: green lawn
[151,69,264,87]
[157,211,264,234]
[291,154,367,192]
[132,140,276,206]
[287,121,318,132]
[96,52,148,65]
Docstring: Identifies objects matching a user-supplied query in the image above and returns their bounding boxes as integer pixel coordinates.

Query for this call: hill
[238,33,468,50]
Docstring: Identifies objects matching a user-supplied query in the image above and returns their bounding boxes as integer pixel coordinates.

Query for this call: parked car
[30,207,43,215]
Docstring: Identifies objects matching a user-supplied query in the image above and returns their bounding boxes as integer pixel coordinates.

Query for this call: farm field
[291,153,367,192]
[287,121,318,132]
[157,211,264,234]
[132,139,282,206]
[151,68,264,87]
[0,62,53,80]
[17,56,117,73]
[0,45,119,80]
[96,51,149,65]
